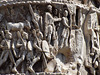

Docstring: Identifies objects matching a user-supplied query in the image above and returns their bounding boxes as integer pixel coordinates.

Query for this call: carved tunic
[45,12,54,25]
[61,17,69,38]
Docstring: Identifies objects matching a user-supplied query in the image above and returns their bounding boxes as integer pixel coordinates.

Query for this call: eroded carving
[0,0,99,75]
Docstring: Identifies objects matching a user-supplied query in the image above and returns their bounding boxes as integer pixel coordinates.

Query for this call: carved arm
[12,41,18,58]
[32,19,39,29]
[0,40,5,49]
[29,4,36,20]
[0,45,4,49]
[54,18,61,22]
[33,40,42,52]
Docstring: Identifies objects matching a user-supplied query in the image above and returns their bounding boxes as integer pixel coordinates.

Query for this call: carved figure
[67,4,76,27]
[90,21,99,68]
[0,30,15,67]
[29,4,43,32]
[29,4,39,29]
[91,22,99,53]
[60,10,70,48]
[6,20,31,31]
[27,29,44,73]
[26,41,35,73]
[45,5,61,44]
[0,1,99,74]
[12,30,28,74]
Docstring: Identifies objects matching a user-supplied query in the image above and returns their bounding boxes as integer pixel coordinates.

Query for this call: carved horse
[6,20,31,31]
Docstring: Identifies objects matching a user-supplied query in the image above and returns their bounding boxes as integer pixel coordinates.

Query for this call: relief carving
[0,0,99,75]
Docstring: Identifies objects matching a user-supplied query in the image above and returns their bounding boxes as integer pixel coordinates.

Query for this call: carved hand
[0,45,4,49]
[38,48,42,52]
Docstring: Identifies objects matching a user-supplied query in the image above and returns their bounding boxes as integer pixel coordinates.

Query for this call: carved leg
[15,51,26,67]
[27,55,41,73]
[12,51,26,73]
[64,30,69,47]
[31,56,40,67]
[60,37,64,49]
[9,50,16,65]
[47,34,52,44]
[0,51,9,67]
[0,50,6,60]
[64,37,68,47]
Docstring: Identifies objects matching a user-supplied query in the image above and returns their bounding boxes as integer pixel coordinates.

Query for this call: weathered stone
[0,0,99,75]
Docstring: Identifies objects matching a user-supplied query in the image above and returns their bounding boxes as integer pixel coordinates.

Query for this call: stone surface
[0,0,99,75]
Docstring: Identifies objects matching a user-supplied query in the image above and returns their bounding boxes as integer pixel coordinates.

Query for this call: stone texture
[0,0,99,75]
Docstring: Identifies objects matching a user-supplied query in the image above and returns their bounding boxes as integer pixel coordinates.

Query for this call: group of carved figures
[0,22,46,74]
[0,4,72,74]
[0,3,99,74]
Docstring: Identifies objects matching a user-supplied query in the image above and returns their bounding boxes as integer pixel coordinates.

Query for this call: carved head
[63,10,68,17]
[5,30,12,39]
[36,29,43,39]
[32,29,36,36]
[54,9,58,16]
[36,29,40,37]
[47,5,52,13]
[22,31,28,40]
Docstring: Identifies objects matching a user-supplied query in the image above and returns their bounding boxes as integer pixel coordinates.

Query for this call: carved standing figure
[26,41,34,73]
[27,29,44,73]
[45,5,61,44]
[67,4,76,28]
[60,10,70,48]
[0,30,15,67]
[12,30,28,74]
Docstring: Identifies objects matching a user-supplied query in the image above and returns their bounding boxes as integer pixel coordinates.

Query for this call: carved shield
[42,40,51,58]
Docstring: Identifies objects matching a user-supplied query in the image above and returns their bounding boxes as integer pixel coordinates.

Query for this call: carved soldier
[12,31,20,59]
[53,8,59,50]
[26,41,35,73]
[27,29,43,73]
[45,5,61,44]
[60,10,70,48]
[0,30,15,67]
[12,30,28,74]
